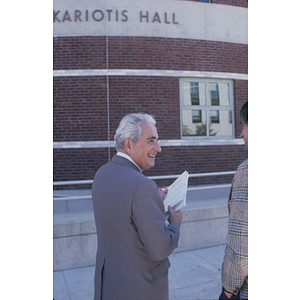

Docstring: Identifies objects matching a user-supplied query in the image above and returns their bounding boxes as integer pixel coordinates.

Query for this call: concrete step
[53,187,230,271]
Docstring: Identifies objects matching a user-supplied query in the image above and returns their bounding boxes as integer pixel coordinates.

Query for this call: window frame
[180,78,235,139]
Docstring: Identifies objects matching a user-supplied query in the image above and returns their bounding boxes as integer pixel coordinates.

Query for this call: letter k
[53,10,61,22]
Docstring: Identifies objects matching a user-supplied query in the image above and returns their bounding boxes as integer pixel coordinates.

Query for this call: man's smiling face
[129,121,162,171]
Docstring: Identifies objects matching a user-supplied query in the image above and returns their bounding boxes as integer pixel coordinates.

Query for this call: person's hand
[168,205,183,227]
[224,290,233,299]
[158,186,168,201]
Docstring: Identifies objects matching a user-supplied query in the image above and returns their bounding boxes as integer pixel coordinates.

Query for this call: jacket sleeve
[221,161,248,295]
[132,178,180,261]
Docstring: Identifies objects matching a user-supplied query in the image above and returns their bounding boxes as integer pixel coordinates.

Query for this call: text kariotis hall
[53,9,179,25]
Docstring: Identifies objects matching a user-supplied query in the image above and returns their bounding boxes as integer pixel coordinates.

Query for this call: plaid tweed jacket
[221,159,248,299]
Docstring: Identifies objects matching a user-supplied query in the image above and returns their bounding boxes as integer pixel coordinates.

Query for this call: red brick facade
[54,76,247,141]
[54,37,247,73]
[53,0,248,187]
[53,145,247,188]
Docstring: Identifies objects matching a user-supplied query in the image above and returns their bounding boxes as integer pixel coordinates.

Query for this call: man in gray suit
[92,113,183,300]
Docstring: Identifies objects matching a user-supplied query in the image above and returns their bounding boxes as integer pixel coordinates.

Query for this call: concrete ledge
[54,233,97,271]
[53,198,229,271]
[175,199,228,253]
[54,211,96,238]
[54,212,97,271]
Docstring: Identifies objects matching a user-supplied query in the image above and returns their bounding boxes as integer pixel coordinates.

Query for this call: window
[180,79,234,138]
[200,0,210,3]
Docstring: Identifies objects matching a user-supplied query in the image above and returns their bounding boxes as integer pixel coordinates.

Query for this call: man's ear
[123,138,133,154]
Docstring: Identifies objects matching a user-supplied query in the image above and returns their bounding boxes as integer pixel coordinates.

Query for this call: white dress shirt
[116,151,142,173]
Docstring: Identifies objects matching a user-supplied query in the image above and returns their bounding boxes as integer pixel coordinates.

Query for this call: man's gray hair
[114,113,156,151]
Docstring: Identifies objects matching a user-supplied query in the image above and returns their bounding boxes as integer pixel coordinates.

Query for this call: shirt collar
[116,152,142,173]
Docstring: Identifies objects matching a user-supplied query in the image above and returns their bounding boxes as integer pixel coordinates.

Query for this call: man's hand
[168,205,183,227]
[158,186,168,201]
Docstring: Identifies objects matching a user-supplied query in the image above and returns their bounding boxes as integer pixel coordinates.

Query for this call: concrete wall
[53,0,247,44]
[53,198,228,271]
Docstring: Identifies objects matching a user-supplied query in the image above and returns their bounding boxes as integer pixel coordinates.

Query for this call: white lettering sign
[53,0,247,45]
[53,10,179,25]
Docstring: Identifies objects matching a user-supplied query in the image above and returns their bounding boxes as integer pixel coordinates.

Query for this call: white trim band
[53,69,248,80]
[53,139,244,149]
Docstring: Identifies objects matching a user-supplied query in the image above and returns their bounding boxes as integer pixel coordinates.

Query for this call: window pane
[209,110,232,137]
[207,83,219,106]
[210,110,219,123]
[207,83,230,106]
[192,110,201,123]
[218,83,230,106]
[190,82,199,105]
[182,110,207,136]
[183,82,205,106]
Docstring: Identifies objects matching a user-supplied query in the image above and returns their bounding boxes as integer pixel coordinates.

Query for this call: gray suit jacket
[92,155,180,300]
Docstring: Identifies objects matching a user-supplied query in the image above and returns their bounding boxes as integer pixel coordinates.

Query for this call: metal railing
[53,171,235,201]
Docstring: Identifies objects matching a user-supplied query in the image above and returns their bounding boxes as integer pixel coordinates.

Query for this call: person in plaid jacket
[219,102,248,300]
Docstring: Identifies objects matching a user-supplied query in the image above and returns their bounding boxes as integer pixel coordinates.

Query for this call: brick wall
[54,36,247,74]
[53,76,247,143]
[108,76,181,140]
[53,76,107,142]
[53,36,107,70]
[53,145,247,187]
[144,144,247,186]
[53,148,109,187]
[53,2,248,186]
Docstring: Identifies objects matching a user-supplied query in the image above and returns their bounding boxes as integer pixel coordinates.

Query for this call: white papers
[163,171,189,216]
